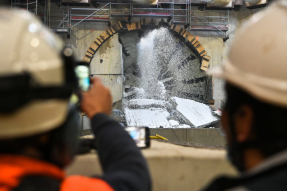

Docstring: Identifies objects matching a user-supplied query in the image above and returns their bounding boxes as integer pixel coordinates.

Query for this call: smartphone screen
[75,65,90,91]
[125,126,150,148]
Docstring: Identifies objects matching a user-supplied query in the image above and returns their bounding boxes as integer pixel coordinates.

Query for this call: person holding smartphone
[0,9,151,191]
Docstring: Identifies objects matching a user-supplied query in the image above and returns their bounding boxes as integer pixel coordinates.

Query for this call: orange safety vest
[0,155,114,191]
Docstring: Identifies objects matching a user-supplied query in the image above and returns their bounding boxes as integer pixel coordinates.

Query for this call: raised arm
[81,77,151,191]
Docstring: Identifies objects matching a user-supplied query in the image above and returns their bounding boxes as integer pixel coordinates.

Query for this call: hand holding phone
[80,77,112,118]
[125,126,150,148]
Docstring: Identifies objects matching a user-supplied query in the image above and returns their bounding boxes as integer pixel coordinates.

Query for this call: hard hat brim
[208,61,287,108]
[0,100,69,139]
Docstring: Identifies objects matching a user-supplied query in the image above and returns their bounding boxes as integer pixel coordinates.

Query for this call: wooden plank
[180,29,186,36]
[101,31,110,40]
[203,55,210,61]
[182,30,189,38]
[89,47,96,53]
[83,56,91,63]
[200,50,207,57]
[94,39,102,46]
[186,33,197,45]
[137,22,141,29]
[207,100,215,105]
[127,22,141,30]
[109,27,116,34]
[97,36,104,43]
[117,21,123,29]
[106,29,112,36]
[87,50,93,55]
[170,24,176,30]
[194,44,207,57]
[90,42,99,52]
[173,25,182,34]
[85,51,93,58]
[113,23,121,31]
[127,22,137,31]
[193,41,200,48]
[201,55,210,71]
[196,44,205,52]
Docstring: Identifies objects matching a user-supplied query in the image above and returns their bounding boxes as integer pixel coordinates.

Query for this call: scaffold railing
[46,1,229,37]
[189,9,229,34]
[11,0,38,14]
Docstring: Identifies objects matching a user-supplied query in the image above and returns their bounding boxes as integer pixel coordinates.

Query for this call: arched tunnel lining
[83,19,213,104]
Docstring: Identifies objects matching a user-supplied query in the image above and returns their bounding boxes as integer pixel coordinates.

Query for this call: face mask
[227,143,245,172]
[227,136,259,172]
[225,118,247,172]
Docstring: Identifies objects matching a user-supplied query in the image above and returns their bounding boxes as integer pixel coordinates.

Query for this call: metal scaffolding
[189,9,229,34]
[44,1,229,37]
[11,0,38,14]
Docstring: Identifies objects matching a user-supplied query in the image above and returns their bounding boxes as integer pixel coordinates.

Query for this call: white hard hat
[209,0,287,108]
[0,9,73,138]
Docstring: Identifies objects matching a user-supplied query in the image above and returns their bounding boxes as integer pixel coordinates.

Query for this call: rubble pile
[124,97,219,128]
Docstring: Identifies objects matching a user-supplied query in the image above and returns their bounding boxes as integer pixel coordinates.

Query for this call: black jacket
[13,113,152,191]
[201,150,287,191]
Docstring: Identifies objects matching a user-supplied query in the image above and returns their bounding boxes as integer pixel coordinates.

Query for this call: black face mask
[226,116,248,172]
[227,142,245,172]
[226,119,259,172]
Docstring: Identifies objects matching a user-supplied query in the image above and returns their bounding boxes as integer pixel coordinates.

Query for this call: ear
[233,104,254,143]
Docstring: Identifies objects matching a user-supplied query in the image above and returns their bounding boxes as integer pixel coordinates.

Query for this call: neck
[243,148,265,171]
[20,147,43,160]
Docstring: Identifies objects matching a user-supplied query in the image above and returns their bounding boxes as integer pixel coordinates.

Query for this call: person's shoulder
[202,165,287,191]
[242,166,287,191]
[61,175,114,191]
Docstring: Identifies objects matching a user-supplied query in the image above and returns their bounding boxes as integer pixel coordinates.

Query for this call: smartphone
[75,62,90,91]
[125,126,150,148]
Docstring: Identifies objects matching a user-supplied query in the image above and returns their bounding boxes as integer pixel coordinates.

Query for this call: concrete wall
[190,7,262,108]
[150,128,226,147]
[66,23,124,103]
[66,6,263,109]
[81,127,226,147]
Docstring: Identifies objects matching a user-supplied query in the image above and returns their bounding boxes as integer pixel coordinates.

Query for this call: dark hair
[0,126,61,159]
[224,83,287,157]
[0,132,49,155]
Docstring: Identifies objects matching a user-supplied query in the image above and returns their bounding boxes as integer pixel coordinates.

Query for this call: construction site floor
[65,140,237,191]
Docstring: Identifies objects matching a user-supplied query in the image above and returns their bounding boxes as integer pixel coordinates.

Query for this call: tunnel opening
[83,21,218,129]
